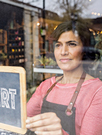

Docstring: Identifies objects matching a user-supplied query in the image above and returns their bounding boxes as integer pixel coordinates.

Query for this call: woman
[26,20,102,135]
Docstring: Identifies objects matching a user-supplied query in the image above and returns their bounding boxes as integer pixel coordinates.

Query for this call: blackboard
[0,66,27,134]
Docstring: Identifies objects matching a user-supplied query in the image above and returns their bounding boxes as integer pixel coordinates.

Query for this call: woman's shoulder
[33,77,56,97]
[85,73,95,81]
[83,73,102,92]
[38,76,55,90]
[42,76,55,84]
[85,73,102,84]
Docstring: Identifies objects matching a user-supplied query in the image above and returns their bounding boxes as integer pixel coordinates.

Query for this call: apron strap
[44,71,86,115]
[66,71,86,114]
[44,75,63,98]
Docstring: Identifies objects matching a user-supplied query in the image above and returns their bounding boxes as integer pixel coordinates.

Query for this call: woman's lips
[60,58,71,63]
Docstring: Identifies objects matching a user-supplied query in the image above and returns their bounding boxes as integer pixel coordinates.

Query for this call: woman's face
[54,31,83,71]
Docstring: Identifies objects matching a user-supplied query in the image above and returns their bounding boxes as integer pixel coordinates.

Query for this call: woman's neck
[62,65,84,84]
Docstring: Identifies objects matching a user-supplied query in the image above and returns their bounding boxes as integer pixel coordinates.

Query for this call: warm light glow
[94,12,97,15]
[89,28,93,31]
[98,13,100,16]
[54,25,58,30]
[89,29,94,33]
[89,0,91,1]
[91,11,102,17]
[100,31,102,34]
[93,32,95,35]
[37,22,40,26]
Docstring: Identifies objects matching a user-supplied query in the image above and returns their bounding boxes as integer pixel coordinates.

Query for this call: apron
[26,72,86,135]
[41,72,86,135]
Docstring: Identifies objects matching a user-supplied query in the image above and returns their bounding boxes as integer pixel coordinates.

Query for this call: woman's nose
[61,45,69,55]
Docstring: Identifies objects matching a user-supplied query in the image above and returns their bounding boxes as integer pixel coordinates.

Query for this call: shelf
[9,62,25,66]
[33,67,63,74]
[8,39,23,42]
[9,46,24,48]
[8,51,24,53]
[8,34,23,36]
[9,57,25,60]
[9,58,25,65]
[7,28,25,67]
[8,28,24,30]
[0,43,6,46]
[0,58,7,60]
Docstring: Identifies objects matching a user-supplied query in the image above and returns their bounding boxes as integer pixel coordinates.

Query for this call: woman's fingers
[26,118,52,128]
[26,112,60,128]
[26,112,56,123]
[34,130,62,135]
[30,123,62,131]
[26,112,63,135]
[26,116,61,129]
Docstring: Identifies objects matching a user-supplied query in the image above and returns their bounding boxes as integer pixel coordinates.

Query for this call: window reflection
[0,0,102,134]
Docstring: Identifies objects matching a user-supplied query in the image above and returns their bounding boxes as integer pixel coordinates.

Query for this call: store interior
[0,2,24,67]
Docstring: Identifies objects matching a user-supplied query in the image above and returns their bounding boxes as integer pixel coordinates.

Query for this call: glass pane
[33,0,102,81]
[1,1,102,134]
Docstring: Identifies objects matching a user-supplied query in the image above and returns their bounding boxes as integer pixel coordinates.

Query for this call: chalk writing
[0,88,16,109]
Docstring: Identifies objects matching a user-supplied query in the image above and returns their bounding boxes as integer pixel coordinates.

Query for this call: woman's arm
[27,84,69,135]
[27,83,45,117]
[27,79,70,135]
[27,79,53,117]
[80,88,102,135]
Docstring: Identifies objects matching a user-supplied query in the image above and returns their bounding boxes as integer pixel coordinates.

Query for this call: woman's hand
[26,112,63,135]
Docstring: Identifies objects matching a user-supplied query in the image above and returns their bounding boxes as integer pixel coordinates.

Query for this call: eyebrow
[66,40,78,44]
[57,40,78,44]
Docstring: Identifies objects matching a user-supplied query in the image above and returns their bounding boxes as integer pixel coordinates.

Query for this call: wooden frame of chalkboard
[0,66,27,134]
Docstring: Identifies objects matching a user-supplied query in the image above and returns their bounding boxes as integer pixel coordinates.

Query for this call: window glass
[33,0,102,84]
[0,1,102,134]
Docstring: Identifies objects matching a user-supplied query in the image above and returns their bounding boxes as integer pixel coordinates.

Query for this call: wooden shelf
[9,46,24,48]
[0,30,8,65]
[8,34,23,36]
[9,57,25,60]
[0,57,7,60]
[0,43,6,46]
[7,28,25,67]
[9,62,25,66]
[8,50,24,53]
[8,40,22,42]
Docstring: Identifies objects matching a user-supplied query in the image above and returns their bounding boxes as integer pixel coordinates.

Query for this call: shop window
[0,2,24,67]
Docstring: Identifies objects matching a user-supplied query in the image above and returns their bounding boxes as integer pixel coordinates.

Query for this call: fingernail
[26,119,30,123]
[26,124,30,128]
[35,131,39,134]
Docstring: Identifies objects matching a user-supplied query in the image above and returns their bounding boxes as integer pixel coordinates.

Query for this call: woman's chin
[59,66,72,72]
[59,64,82,72]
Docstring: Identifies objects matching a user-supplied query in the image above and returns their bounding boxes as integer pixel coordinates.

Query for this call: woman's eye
[68,42,77,46]
[55,43,61,48]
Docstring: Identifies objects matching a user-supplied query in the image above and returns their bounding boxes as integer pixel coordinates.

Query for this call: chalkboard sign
[0,66,27,134]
